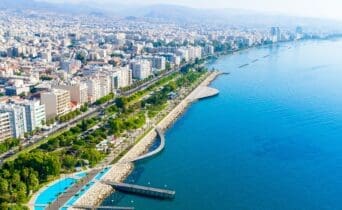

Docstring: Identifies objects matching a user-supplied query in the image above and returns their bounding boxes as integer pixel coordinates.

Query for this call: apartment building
[0,112,12,142]
[41,89,71,119]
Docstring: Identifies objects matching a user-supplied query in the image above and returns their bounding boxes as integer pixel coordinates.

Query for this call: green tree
[0,178,8,194]
[62,155,77,170]
[115,97,128,110]
[28,173,39,192]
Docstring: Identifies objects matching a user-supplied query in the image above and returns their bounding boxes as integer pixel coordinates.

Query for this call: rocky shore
[71,71,221,209]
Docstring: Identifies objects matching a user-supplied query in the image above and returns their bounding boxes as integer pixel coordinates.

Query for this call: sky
[41,0,342,20]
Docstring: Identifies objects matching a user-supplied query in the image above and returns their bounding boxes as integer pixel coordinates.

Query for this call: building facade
[0,112,12,142]
[19,100,46,132]
[55,82,88,106]
[0,104,27,138]
[131,60,152,80]
[41,89,71,119]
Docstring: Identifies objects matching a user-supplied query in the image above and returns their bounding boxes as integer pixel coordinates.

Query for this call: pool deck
[45,169,101,210]
[28,171,86,210]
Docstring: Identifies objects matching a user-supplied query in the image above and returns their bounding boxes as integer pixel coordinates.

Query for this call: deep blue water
[102,39,342,210]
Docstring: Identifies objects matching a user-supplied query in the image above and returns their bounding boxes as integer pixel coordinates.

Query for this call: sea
[102,39,342,210]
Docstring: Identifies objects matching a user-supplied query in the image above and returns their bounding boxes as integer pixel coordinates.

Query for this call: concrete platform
[190,86,219,101]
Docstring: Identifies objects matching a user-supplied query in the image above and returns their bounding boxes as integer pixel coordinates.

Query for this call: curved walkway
[131,128,165,162]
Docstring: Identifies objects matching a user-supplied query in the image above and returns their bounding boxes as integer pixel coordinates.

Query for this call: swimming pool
[61,167,112,209]
[34,172,87,210]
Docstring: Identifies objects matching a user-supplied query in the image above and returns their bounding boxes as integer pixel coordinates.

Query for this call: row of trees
[0,138,20,154]
[95,93,115,105]
[58,109,82,123]
[107,112,146,136]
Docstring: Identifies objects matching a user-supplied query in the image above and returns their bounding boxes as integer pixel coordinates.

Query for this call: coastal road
[121,68,179,96]
[0,106,100,164]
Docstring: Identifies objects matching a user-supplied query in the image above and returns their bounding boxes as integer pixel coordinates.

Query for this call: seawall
[71,71,221,209]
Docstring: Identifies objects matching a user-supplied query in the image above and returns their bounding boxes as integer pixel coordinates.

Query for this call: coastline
[71,71,221,208]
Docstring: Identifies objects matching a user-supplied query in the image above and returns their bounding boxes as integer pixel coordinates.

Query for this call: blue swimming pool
[34,172,87,210]
[61,167,112,209]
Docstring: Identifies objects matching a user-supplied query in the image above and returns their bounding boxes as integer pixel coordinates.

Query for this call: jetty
[189,86,219,101]
[131,127,165,162]
[252,59,259,63]
[102,181,176,200]
[238,63,249,68]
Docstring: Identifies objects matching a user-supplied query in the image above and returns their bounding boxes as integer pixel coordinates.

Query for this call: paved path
[130,128,165,162]
[46,169,101,210]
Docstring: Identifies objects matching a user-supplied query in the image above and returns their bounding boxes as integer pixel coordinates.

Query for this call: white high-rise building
[119,66,132,88]
[188,46,202,60]
[0,112,12,142]
[86,78,101,103]
[176,48,189,62]
[152,56,166,70]
[18,100,46,132]
[0,104,27,138]
[131,60,152,80]
[204,45,215,55]
[271,27,281,43]
[111,66,132,90]
[99,75,112,97]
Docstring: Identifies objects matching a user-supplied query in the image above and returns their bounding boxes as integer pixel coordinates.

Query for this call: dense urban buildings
[0,8,325,142]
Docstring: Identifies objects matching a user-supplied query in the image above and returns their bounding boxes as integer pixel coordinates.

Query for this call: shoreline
[71,71,221,208]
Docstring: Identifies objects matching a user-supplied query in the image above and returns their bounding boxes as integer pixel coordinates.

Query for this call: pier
[252,59,259,63]
[239,63,249,68]
[131,128,165,162]
[102,181,176,200]
[190,86,219,100]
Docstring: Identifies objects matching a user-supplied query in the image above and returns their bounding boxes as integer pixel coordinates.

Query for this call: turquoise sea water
[102,39,342,210]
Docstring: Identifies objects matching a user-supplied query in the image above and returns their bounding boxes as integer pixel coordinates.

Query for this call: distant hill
[1,0,341,29]
[101,4,342,28]
[0,0,104,15]
[0,0,40,9]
